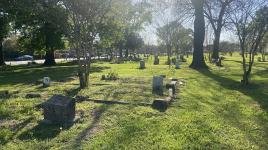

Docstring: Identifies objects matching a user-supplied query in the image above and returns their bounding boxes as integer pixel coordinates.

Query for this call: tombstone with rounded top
[140,60,145,69]
[43,95,76,125]
[43,77,50,87]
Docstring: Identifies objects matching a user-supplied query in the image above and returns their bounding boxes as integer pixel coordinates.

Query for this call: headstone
[140,60,145,69]
[43,77,50,87]
[152,97,172,112]
[166,81,177,96]
[175,60,180,69]
[43,95,75,125]
[101,75,106,80]
[26,93,41,99]
[152,76,164,95]
[154,56,159,65]
[168,88,173,97]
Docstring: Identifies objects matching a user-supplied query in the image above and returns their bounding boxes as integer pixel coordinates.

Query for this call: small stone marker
[152,76,164,95]
[43,77,50,87]
[140,60,145,69]
[152,97,172,111]
[166,80,177,97]
[168,88,173,97]
[26,93,41,99]
[175,60,180,69]
[43,95,76,125]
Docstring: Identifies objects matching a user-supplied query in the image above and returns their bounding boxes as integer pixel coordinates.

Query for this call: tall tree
[156,21,174,65]
[171,24,193,57]
[17,0,67,66]
[259,32,268,61]
[190,0,207,69]
[230,0,268,85]
[204,0,234,60]
[64,0,112,88]
[0,1,12,66]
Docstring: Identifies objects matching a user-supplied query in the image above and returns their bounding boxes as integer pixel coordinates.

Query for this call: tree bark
[0,39,5,66]
[190,0,207,69]
[125,49,129,58]
[212,30,221,60]
[119,48,123,58]
[44,48,56,66]
[261,49,266,62]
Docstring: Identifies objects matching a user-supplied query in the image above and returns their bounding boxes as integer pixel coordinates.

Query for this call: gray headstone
[140,60,145,69]
[43,95,75,125]
[152,76,164,95]
[175,60,180,69]
[43,77,50,87]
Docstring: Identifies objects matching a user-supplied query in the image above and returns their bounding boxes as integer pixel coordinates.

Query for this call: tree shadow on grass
[197,69,268,146]
[18,122,63,141]
[0,65,111,87]
[197,69,268,112]
[71,104,110,149]
[1,117,34,145]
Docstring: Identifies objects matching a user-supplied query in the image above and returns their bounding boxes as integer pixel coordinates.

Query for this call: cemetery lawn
[1,55,268,150]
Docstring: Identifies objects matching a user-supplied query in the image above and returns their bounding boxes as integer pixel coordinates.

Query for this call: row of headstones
[40,76,178,126]
[5,75,177,126]
[139,58,180,69]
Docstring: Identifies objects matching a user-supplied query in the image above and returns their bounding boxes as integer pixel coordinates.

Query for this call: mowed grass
[0,54,268,150]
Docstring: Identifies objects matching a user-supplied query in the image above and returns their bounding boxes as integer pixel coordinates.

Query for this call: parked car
[15,55,34,61]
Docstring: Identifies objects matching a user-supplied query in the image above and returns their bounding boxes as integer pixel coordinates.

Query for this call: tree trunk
[0,39,5,66]
[212,31,221,60]
[261,49,266,62]
[44,48,56,66]
[78,70,89,89]
[125,49,129,58]
[190,0,207,69]
[119,48,123,58]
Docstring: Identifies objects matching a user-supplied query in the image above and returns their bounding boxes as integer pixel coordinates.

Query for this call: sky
[140,18,238,46]
[139,1,238,46]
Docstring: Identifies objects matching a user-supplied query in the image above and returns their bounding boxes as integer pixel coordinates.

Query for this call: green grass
[0,55,268,149]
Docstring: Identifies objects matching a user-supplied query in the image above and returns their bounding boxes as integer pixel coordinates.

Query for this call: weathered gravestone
[140,60,145,69]
[43,95,75,125]
[43,77,50,87]
[152,97,172,112]
[152,76,164,95]
[166,81,177,96]
[154,56,159,65]
[175,60,180,69]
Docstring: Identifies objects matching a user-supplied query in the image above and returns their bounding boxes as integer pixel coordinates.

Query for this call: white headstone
[43,77,51,87]
[168,88,173,97]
